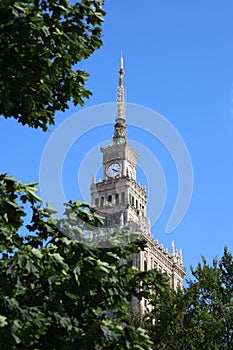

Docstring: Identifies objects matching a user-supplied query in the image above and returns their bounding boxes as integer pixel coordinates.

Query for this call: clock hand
[112,168,118,172]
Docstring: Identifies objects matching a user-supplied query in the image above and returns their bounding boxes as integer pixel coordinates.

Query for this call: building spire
[113,52,127,143]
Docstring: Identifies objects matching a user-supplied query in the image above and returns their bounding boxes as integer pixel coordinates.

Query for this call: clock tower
[90,57,186,311]
[91,56,147,229]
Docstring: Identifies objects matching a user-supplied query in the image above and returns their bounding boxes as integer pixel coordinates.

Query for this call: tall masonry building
[90,57,186,310]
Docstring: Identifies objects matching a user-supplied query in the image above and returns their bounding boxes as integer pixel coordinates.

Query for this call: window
[121,192,125,204]
[95,198,99,208]
[108,195,112,202]
[115,193,119,204]
[100,197,104,208]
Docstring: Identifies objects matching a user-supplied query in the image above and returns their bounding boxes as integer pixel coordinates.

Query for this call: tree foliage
[146,287,186,350]
[142,248,233,350]
[0,0,105,130]
[0,174,169,349]
[184,249,233,349]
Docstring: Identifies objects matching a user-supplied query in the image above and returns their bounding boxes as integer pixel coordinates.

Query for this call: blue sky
[1,0,233,281]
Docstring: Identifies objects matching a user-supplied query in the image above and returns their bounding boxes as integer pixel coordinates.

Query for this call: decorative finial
[113,52,127,143]
[171,240,175,256]
[179,249,183,265]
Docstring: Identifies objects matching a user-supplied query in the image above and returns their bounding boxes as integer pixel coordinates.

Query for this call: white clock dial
[106,163,121,177]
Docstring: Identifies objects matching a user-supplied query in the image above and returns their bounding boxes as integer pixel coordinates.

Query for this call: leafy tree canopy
[0,0,105,130]
[141,248,233,350]
[0,174,168,349]
[184,248,233,350]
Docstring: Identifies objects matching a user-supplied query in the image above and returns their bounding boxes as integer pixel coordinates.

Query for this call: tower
[91,56,147,228]
[90,56,186,312]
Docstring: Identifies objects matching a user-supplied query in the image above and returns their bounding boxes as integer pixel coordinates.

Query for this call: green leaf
[31,248,43,259]
[26,188,42,202]
[0,315,7,327]
[46,202,58,214]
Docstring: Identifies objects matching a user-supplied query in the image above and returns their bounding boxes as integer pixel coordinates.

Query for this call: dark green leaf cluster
[0,174,167,349]
[0,174,41,252]
[184,250,233,349]
[140,248,233,350]
[0,0,105,130]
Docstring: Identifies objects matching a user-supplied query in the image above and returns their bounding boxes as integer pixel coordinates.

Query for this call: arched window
[115,193,119,204]
[108,194,112,202]
[121,192,125,204]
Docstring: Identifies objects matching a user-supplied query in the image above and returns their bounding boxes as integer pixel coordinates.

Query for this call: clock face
[106,163,121,177]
